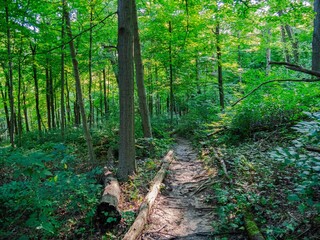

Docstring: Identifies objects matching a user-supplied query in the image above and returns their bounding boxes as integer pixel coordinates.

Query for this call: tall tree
[312,0,320,71]
[30,43,42,134]
[88,4,94,127]
[215,22,224,111]
[117,0,136,181]
[60,10,66,138]
[132,0,152,138]
[63,0,96,162]
[5,0,15,146]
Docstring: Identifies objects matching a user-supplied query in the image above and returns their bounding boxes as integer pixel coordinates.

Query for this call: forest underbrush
[0,127,173,239]
[196,112,320,239]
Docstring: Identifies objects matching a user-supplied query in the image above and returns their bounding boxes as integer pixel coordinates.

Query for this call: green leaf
[288,194,300,202]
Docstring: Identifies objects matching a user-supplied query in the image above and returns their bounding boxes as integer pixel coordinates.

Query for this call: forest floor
[139,138,245,240]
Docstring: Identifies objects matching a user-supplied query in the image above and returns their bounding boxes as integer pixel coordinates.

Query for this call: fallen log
[122,150,174,240]
[244,210,265,240]
[95,170,121,232]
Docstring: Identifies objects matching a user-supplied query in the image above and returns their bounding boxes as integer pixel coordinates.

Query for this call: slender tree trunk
[22,84,29,132]
[284,25,299,64]
[133,0,152,138]
[102,68,108,118]
[65,71,71,124]
[30,43,42,134]
[266,29,271,76]
[61,13,66,138]
[280,25,291,63]
[312,0,320,71]
[117,0,136,181]
[215,22,224,111]
[46,59,52,130]
[5,0,14,147]
[63,0,96,162]
[0,83,10,133]
[50,66,56,129]
[169,21,174,127]
[88,6,94,127]
[17,40,23,146]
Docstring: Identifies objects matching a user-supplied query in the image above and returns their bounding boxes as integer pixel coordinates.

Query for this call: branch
[269,61,320,78]
[45,11,117,54]
[231,78,320,107]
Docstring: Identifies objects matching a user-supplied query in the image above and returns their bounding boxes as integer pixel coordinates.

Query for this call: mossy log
[95,171,121,231]
[244,211,265,240]
[122,150,174,240]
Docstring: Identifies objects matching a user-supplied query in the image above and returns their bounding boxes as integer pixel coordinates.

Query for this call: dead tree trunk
[123,150,174,240]
[95,171,121,232]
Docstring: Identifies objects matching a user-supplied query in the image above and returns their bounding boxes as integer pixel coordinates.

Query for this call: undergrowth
[199,112,320,239]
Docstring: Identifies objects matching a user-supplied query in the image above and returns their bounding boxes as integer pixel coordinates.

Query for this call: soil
[140,138,217,240]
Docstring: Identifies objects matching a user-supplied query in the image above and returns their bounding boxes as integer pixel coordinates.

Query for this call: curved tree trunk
[63,0,96,163]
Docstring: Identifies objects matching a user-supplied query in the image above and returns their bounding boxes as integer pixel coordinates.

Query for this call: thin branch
[269,61,320,78]
[231,78,320,107]
[45,11,117,54]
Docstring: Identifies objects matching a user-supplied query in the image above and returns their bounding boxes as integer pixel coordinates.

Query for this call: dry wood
[122,150,174,240]
[95,171,121,230]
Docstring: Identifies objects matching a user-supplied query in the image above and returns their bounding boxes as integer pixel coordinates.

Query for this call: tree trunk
[284,25,299,64]
[50,66,55,129]
[65,71,71,124]
[266,29,271,76]
[117,0,136,181]
[280,25,291,63]
[169,21,174,127]
[17,38,23,146]
[102,68,108,118]
[63,0,96,162]
[95,171,121,232]
[61,12,66,138]
[133,0,152,138]
[312,0,320,71]
[88,6,94,128]
[5,0,15,147]
[30,43,42,134]
[22,84,29,132]
[46,59,52,130]
[215,22,224,111]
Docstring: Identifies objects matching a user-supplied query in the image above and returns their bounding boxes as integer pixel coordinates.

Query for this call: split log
[244,211,265,240]
[122,150,174,240]
[95,171,121,231]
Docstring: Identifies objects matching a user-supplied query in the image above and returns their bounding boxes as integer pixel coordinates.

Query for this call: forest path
[140,138,216,239]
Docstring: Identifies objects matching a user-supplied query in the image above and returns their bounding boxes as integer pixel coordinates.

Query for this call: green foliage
[0,145,101,239]
[270,112,320,214]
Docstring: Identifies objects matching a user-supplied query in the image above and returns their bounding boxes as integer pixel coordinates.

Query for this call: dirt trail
[141,138,216,240]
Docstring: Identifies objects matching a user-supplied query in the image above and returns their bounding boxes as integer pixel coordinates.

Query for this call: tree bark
[117,0,136,181]
[215,22,224,111]
[63,0,96,162]
[122,150,174,240]
[61,12,66,138]
[5,0,15,147]
[95,171,121,231]
[312,0,320,71]
[169,21,174,127]
[30,43,42,134]
[88,6,94,128]
[102,68,108,118]
[46,58,52,130]
[132,0,152,138]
